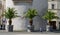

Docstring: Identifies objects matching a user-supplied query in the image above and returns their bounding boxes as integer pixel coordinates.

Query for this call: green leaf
[4,8,18,19]
[42,10,59,21]
[24,8,38,19]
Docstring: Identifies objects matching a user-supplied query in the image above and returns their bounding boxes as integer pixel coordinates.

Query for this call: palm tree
[42,10,58,24]
[25,8,38,32]
[5,8,17,25]
[4,8,18,32]
[42,10,59,31]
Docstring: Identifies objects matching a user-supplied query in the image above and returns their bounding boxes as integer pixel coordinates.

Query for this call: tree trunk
[47,20,51,26]
[9,19,12,25]
[49,20,51,26]
[29,19,34,32]
[46,20,50,31]
[47,20,53,31]
[29,19,33,26]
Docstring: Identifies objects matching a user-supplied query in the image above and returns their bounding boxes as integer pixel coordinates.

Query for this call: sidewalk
[0,30,60,34]
[0,30,6,32]
[0,30,60,35]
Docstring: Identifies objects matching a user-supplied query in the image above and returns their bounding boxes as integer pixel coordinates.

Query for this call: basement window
[52,0,54,1]
[13,0,33,5]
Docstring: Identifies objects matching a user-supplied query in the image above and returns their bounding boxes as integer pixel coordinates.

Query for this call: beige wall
[48,1,58,9]
[48,0,60,30]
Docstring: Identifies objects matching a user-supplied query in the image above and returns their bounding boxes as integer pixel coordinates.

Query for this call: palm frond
[24,8,38,19]
[4,8,18,19]
[42,10,59,21]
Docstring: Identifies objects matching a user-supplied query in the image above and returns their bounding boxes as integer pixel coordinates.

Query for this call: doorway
[59,22,60,30]
[49,21,56,30]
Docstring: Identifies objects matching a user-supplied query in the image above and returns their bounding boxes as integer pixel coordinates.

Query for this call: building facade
[48,0,60,30]
[0,0,48,31]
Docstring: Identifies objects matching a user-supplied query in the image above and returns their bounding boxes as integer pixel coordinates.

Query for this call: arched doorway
[49,21,56,30]
[59,22,60,30]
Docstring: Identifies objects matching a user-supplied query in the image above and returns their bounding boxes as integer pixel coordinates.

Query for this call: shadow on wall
[33,7,47,31]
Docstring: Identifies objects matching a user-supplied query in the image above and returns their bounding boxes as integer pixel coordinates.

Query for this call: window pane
[52,4,54,9]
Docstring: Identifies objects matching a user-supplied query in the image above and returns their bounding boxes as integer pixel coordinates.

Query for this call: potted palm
[4,8,18,32]
[42,10,59,31]
[25,8,38,32]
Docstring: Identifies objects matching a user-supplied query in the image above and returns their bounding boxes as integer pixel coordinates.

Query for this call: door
[59,22,60,30]
[50,21,56,30]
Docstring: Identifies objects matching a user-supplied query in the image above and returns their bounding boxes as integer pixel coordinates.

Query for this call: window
[52,0,54,1]
[52,4,54,9]
[13,0,33,3]
[13,0,33,5]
